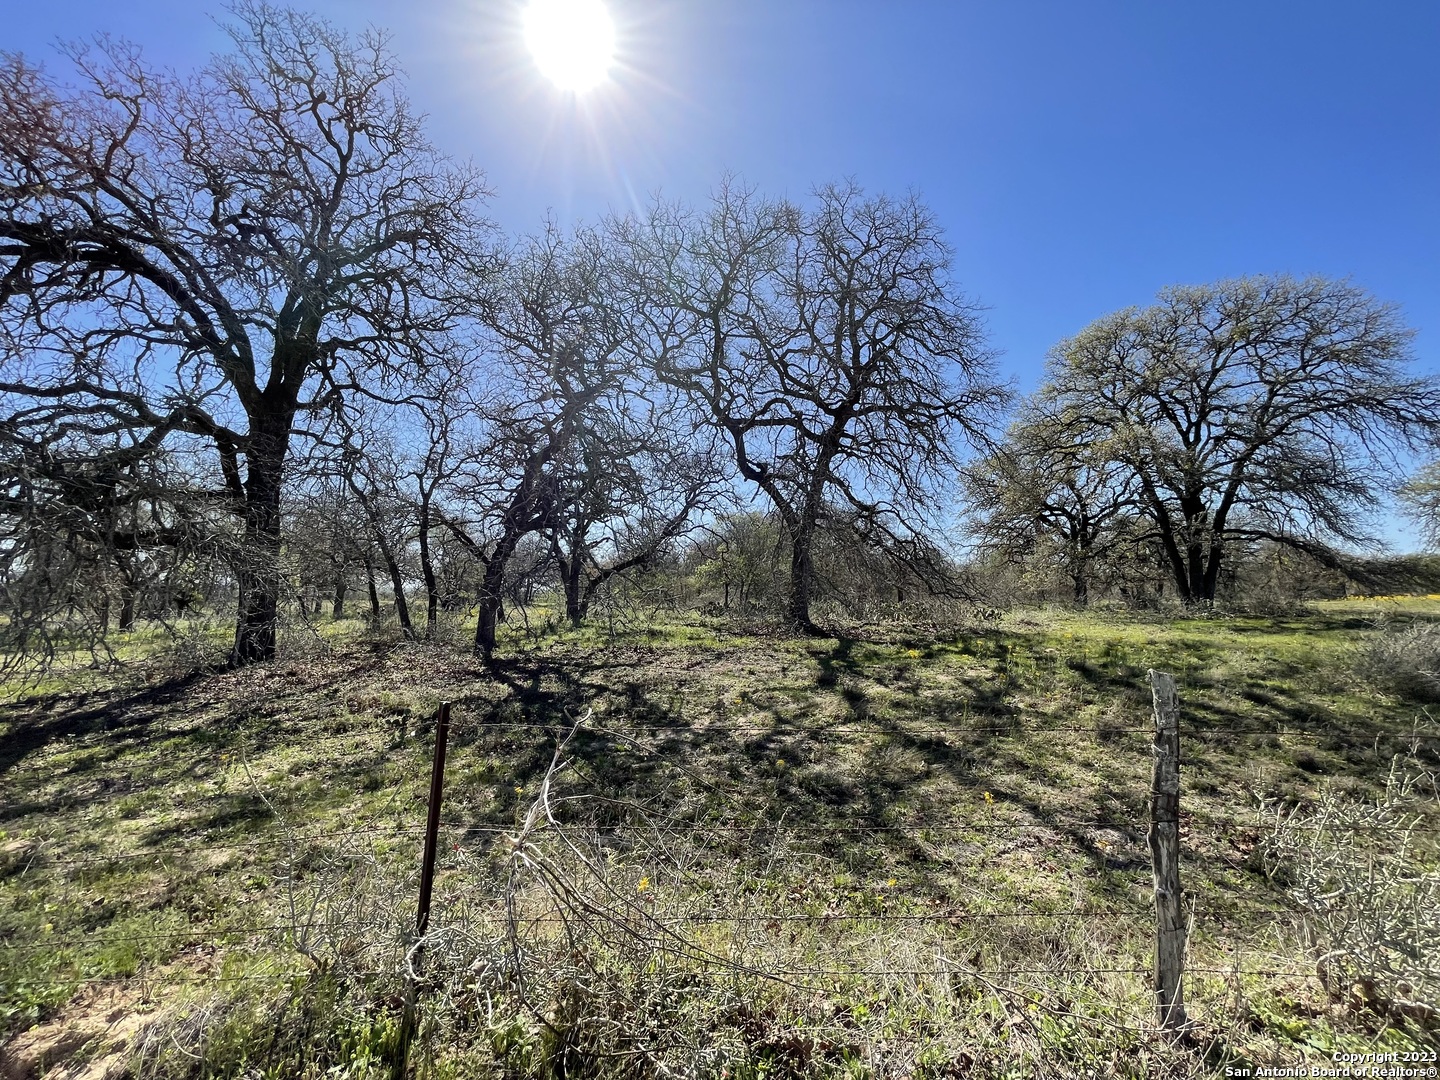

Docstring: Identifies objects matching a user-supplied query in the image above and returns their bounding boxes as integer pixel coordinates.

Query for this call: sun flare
[522,0,616,93]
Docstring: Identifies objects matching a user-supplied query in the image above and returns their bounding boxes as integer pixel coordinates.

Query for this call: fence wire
[4,689,1436,1067]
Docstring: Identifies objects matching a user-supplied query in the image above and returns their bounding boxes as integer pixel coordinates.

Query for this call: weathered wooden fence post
[392,700,452,1080]
[1147,669,1188,1032]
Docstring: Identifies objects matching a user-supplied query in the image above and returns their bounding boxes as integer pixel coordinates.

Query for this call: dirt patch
[1,985,152,1080]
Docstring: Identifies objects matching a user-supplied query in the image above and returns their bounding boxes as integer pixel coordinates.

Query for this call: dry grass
[3,600,1439,1076]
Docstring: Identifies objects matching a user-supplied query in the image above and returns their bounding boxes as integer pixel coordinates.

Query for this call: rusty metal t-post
[392,700,451,1080]
[1147,670,1188,1033]
[415,700,451,940]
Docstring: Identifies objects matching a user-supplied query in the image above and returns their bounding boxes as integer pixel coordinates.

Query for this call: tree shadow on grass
[0,670,212,778]
[456,637,1158,907]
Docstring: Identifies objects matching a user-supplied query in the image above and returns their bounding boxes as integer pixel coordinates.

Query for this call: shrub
[1353,620,1440,701]
[1261,764,1440,1030]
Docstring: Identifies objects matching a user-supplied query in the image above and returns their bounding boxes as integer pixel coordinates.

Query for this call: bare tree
[327,353,486,640]
[340,431,418,638]
[442,222,726,656]
[1042,276,1440,604]
[285,480,368,621]
[0,3,495,665]
[546,416,724,627]
[408,360,492,637]
[0,414,237,668]
[1400,464,1440,552]
[964,400,1139,606]
[620,181,1004,630]
[440,226,616,661]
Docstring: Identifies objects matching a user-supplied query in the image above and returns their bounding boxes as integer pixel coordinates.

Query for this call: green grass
[2,599,1438,1076]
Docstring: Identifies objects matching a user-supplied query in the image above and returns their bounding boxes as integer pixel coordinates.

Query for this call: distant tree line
[3,4,1438,670]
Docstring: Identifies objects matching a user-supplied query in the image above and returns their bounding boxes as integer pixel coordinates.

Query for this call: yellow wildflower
[637,876,650,892]
[983,791,994,804]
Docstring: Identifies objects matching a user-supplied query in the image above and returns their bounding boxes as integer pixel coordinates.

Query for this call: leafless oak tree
[0,2,495,665]
[619,181,1005,630]
[439,226,621,661]
[1042,276,1440,604]
[1400,464,1440,552]
[964,400,1140,606]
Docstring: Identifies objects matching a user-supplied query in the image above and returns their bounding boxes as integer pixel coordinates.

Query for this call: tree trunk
[117,582,137,632]
[474,554,509,662]
[779,442,839,633]
[365,556,382,620]
[418,489,438,639]
[1201,540,1224,603]
[1070,526,1093,608]
[231,412,292,667]
[1173,496,1214,606]
[332,574,346,620]
[474,508,542,661]
[1185,540,1209,605]
[472,448,560,661]
[785,524,817,631]
[1140,488,1194,606]
[112,551,140,631]
[562,555,585,626]
[1156,527,1192,603]
[1154,524,1209,606]
[379,541,413,638]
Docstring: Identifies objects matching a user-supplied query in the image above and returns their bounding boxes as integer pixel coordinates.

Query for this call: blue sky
[7,0,1439,542]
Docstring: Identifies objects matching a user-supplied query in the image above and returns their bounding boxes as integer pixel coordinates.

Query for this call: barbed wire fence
[3,674,1439,1076]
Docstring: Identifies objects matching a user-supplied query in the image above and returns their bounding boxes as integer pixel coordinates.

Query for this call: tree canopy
[1036,275,1440,603]
[620,180,1005,628]
[5,6,1439,669]
[0,1,496,664]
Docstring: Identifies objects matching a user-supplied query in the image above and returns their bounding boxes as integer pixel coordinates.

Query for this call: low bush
[1353,620,1440,701]
[1261,763,1440,1032]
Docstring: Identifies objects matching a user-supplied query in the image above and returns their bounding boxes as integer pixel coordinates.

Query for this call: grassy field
[2,600,1438,1078]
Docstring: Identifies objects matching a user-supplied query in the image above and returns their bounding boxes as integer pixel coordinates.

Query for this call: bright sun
[522,0,616,93]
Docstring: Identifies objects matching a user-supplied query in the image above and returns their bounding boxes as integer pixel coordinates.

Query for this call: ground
[2,600,1437,1077]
